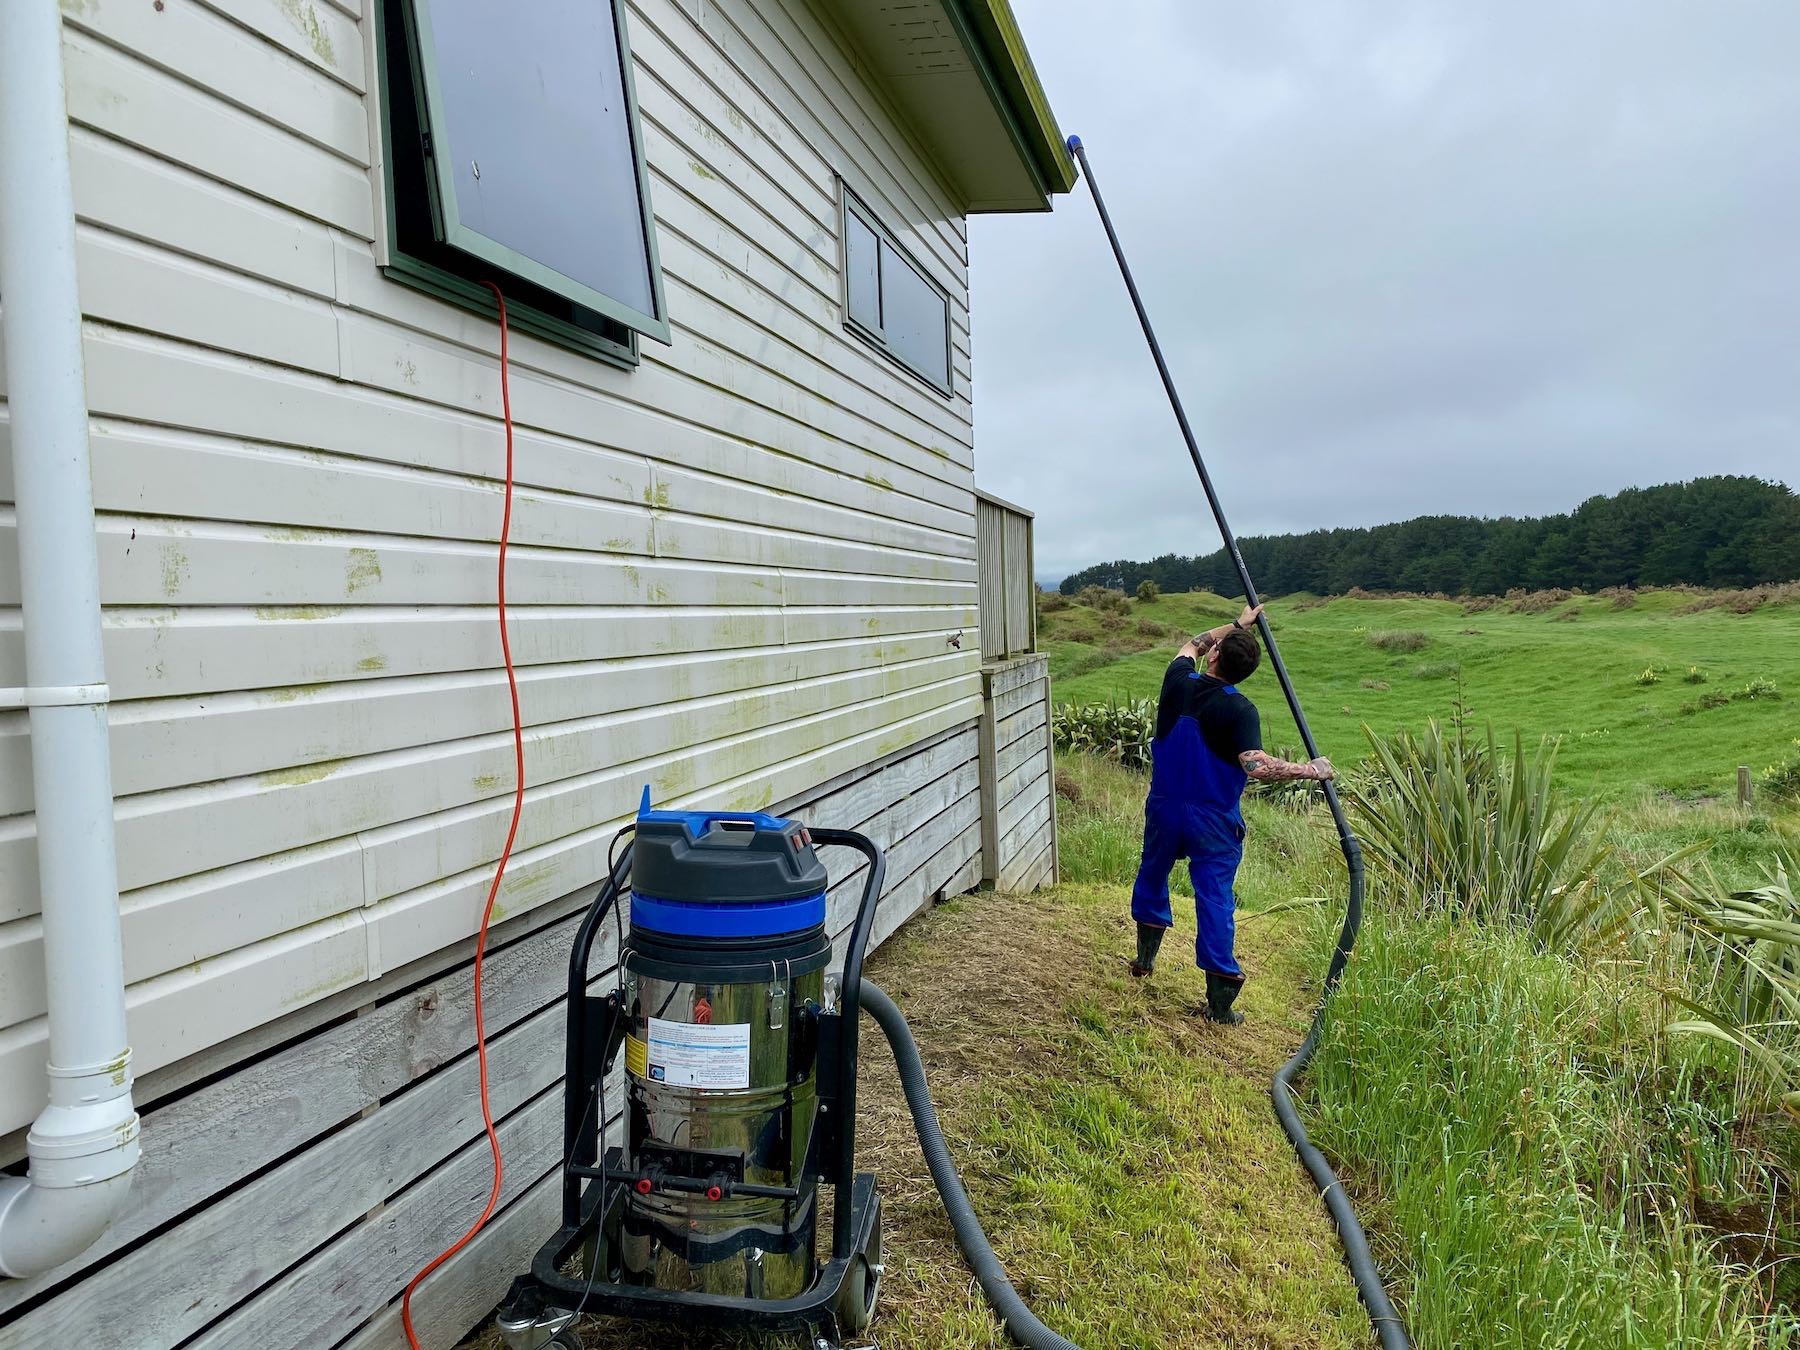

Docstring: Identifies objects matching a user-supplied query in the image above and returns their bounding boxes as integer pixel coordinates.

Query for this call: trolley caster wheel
[836,1196,884,1335]
[548,1333,583,1350]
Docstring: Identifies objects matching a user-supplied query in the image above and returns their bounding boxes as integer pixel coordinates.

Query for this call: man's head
[1205,628,1262,684]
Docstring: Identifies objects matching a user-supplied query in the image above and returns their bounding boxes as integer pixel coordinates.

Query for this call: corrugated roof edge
[958,0,1077,197]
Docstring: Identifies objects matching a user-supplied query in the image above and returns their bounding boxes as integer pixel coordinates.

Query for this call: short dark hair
[1215,629,1261,684]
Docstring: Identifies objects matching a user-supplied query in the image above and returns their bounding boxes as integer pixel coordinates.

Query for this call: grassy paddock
[1047,588,1800,799]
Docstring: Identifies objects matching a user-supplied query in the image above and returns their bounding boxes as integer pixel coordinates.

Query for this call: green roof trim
[953,0,1077,196]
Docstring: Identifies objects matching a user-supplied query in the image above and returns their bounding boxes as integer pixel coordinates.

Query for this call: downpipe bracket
[0,683,111,709]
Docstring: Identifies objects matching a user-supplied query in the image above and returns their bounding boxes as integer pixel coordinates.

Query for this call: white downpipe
[0,0,141,1279]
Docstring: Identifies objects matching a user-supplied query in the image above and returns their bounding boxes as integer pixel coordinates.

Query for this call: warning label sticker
[645,1017,751,1090]
[624,1034,648,1079]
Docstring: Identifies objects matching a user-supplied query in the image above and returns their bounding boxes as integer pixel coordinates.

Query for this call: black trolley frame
[498,826,887,1346]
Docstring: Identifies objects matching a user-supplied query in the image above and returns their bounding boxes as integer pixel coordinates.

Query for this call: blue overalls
[1130,678,1247,979]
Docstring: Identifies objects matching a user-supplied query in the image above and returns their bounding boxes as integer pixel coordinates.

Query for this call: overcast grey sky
[969,1,1800,582]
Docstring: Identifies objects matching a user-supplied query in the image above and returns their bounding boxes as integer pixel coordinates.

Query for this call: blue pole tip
[638,784,651,817]
[1066,133,1082,153]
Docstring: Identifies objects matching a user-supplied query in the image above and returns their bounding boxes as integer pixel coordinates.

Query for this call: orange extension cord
[401,281,526,1349]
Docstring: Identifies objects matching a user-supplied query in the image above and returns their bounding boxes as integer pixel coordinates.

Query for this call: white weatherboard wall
[0,0,986,1145]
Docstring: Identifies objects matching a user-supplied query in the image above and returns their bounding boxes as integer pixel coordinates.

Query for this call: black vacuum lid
[630,809,828,904]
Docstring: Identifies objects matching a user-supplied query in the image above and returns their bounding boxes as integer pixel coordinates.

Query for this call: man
[1129,602,1335,1024]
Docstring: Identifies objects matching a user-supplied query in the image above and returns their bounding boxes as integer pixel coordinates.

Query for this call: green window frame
[839,186,954,398]
[373,0,669,364]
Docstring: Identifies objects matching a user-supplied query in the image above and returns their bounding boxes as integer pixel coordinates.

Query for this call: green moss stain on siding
[267,683,330,704]
[159,544,189,598]
[255,605,347,621]
[278,0,338,66]
[345,547,382,595]
[259,758,346,789]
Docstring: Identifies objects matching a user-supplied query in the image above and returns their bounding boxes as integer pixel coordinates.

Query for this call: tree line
[1058,476,1800,598]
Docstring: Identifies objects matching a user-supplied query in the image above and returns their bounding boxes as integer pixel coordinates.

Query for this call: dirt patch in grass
[465,888,1369,1349]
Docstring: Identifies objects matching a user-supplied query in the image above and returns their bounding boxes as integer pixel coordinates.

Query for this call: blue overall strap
[1188,682,1248,825]
[1148,674,1248,823]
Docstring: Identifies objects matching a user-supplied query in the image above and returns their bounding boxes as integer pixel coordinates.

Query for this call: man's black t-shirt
[1155,656,1263,766]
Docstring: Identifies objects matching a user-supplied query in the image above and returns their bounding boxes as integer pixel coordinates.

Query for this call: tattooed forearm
[1239,750,1333,782]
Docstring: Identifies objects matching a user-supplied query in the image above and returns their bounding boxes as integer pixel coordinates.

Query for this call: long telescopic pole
[1066,133,1407,1350]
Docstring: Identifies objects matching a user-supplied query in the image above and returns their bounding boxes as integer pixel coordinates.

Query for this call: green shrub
[1037,588,1071,615]
[1075,585,1130,615]
[1765,746,1800,804]
[1134,579,1160,603]
[1683,666,1708,684]
[1637,666,1663,686]
[1345,720,1620,950]
[1733,677,1781,702]
[1368,629,1429,653]
[1414,661,1462,680]
[1052,699,1154,771]
[1360,678,1391,691]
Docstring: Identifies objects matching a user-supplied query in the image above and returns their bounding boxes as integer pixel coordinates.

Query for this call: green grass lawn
[1049,589,1800,800]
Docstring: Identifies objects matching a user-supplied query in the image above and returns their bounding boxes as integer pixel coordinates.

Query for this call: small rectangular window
[840,190,952,396]
[376,0,668,359]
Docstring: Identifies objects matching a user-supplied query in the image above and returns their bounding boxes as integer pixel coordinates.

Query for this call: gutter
[955,0,1078,197]
[0,0,141,1279]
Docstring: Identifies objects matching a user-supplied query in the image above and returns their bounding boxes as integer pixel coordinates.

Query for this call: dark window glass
[377,0,663,356]
[845,211,881,330]
[878,245,948,389]
[841,193,951,396]
[423,0,656,319]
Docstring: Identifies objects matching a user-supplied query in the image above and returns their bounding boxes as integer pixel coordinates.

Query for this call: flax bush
[1649,845,1800,1118]
[1052,699,1154,771]
[1344,719,1624,951]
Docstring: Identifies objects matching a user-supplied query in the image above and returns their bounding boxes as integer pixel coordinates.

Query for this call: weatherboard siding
[979,655,1057,892]
[0,0,985,1139]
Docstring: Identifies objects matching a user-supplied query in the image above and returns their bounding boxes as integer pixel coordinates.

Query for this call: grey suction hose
[1066,133,1408,1350]
[860,982,1082,1350]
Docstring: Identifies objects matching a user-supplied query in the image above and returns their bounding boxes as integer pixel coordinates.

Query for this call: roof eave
[951,0,1077,203]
